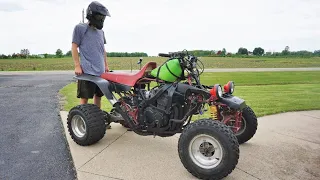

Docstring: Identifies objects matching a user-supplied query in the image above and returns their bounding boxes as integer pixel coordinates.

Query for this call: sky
[0,0,319,56]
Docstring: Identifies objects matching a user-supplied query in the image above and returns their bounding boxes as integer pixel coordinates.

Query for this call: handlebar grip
[158,53,171,57]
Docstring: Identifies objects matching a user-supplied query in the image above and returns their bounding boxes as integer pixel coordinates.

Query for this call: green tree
[313,50,320,56]
[253,47,264,56]
[237,47,248,55]
[221,48,226,56]
[20,49,30,58]
[282,46,290,56]
[12,53,18,58]
[56,49,63,58]
[65,50,72,56]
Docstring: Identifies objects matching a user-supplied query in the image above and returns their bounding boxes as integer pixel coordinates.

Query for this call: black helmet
[86,1,110,30]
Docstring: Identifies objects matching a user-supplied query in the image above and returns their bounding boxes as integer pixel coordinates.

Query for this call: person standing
[71,1,111,127]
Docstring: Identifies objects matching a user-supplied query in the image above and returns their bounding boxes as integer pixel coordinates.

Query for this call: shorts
[77,80,104,99]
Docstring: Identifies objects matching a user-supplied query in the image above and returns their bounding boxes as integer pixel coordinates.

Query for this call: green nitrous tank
[150,58,183,82]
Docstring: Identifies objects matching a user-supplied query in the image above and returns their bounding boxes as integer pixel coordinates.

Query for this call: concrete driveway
[59,110,320,180]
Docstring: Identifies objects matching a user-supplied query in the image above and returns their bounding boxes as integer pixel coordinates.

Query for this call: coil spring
[210,105,218,120]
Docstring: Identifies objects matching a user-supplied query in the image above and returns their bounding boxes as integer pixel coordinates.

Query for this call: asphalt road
[0,73,76,180]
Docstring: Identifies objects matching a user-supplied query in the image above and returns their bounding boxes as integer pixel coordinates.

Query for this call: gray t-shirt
[72,23,106,76]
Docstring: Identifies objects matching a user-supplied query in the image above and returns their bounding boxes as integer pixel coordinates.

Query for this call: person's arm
[72,43,82,75]
[72,25,83,75]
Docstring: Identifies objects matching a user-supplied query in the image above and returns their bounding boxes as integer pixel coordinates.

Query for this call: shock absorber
[210,105,218,120]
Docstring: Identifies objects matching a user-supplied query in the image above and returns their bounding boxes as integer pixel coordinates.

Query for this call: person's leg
[93,95,101,108]
[94,84,103,108]
[77,80,94,104]
[94,84,111,129]
[80,98,88,104]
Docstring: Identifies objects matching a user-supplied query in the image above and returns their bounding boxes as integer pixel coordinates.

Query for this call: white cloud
[0,0,319,56]
[0,1,25,12]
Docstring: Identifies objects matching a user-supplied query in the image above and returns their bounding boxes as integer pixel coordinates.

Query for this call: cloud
[0,2,25,12]
[32,0,68,4]
[0,0,319,56]
[32,0,88,5]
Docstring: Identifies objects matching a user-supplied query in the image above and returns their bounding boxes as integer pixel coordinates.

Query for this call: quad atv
[67,50,254,179]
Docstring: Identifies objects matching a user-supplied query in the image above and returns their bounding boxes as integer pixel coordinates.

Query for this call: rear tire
[67,104,106,146]
[235,106,258,144]
[178,119,239,180]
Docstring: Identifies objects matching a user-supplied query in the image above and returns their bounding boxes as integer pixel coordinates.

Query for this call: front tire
[67,104,106,146]
[178,119,239,180]
[235,106,258,144]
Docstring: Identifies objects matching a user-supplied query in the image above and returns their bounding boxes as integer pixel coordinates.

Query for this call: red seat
[100,62,157,86]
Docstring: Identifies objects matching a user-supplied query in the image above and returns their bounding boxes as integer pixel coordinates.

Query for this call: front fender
[217,94,247,110]
[73,74,117,105]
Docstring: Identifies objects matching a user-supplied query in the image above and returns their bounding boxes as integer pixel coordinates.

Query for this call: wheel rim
[71,115,87,138]
[188,134,223,169]
[235,117,247,136]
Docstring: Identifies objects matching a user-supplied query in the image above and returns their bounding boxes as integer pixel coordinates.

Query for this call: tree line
[188,46,320,58]
[0,49,148,59]
[1,46,320,59]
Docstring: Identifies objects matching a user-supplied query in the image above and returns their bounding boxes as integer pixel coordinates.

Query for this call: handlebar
[158,49,205,84]
[158,51,188,58]
[158,53,171,58]
[158,51,199,69]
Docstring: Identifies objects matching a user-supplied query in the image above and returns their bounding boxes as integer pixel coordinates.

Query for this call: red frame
[187,74,242,133]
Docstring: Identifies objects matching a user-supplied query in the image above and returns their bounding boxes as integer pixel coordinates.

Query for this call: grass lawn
[1,56,320,71]
[59,71,320,118]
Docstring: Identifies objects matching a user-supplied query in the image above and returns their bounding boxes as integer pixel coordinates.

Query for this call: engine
[120,85,183,131]
[144,91,170,128]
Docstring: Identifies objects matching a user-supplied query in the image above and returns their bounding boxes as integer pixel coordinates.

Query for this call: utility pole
[82,8,84,23]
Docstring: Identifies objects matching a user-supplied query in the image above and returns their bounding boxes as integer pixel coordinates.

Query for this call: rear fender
[73,74,118,105]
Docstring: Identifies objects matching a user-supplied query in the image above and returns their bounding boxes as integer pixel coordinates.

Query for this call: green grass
[232,84,320,117]
[59,71,320,118]
[1,56,320,71]
[200,71,320,86]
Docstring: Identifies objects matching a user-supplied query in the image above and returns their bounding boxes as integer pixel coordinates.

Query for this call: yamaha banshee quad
[67,50,256,179]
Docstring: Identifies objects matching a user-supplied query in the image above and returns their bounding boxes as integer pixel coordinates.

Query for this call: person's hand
[105,66,109,72]
[75,65,83,75]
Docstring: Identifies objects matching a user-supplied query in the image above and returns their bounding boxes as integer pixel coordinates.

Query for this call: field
[59,71,320,118]
[1,56,320,71]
